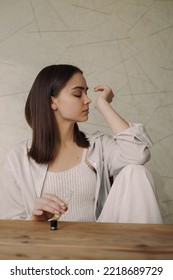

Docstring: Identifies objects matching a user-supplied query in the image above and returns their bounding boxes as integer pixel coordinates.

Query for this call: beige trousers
[97,164,163,224]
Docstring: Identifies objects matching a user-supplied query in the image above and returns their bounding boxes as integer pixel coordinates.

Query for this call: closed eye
[74,94,81,98]
[73,90,82,98]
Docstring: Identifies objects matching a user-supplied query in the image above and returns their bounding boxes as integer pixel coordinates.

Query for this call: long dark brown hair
[25,64,89,164]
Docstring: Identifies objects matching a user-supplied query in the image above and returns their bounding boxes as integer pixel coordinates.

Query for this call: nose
[84,94,92,105]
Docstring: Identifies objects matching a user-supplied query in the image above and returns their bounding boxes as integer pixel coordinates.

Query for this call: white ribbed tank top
[42,148,96,222]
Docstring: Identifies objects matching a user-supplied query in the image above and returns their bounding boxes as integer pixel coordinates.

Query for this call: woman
[1,64,163,223]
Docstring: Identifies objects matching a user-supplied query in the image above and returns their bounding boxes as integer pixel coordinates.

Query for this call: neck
[58,122,75,147]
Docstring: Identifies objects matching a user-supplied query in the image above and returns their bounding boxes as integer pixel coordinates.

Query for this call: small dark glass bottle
[50,219,58,230]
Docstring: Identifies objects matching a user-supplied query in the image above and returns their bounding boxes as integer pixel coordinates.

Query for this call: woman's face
[51,73,92,123]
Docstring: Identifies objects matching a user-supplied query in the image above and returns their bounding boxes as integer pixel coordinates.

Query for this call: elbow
[138,147,151,165]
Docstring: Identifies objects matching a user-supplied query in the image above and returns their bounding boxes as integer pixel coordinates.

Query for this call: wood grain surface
[0,220,172,259]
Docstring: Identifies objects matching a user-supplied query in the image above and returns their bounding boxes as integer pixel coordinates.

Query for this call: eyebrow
[71,86,89,91]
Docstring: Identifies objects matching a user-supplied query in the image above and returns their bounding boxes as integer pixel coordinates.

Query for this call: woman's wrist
[95,96,110,112]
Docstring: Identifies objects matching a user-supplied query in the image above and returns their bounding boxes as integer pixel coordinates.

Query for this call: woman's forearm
[96,98,130,135]
[94,85,130,135]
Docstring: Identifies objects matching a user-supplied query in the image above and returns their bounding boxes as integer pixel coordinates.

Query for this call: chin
[78,116,88,122]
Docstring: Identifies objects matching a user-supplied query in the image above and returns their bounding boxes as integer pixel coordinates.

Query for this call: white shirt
[0,123,152,220]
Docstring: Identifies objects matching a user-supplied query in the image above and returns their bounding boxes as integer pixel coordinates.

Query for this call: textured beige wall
[0,0,173,222]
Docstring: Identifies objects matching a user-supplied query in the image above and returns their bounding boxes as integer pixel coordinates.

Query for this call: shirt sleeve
[101,123,152,176]
[0,150,28,220]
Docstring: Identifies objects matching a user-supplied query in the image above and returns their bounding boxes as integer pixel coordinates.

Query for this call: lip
[82,107,89,112]
[82,109,89,114]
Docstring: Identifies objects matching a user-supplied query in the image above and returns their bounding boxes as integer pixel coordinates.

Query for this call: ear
[51,96,58,111]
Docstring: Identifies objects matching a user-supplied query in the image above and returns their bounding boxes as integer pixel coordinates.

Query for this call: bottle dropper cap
[50,219,58,230]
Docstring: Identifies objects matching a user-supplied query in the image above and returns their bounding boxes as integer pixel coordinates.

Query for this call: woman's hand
[32,193,67,221]
[94,85,114,110]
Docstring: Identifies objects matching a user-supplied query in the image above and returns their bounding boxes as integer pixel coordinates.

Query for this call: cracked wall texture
[0,0,173,223]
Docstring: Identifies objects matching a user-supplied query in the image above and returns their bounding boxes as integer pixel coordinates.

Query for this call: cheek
[58,99,81,117]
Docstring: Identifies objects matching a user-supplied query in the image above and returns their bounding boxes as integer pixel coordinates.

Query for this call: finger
[42,193,66,207]
[32,209,44,221]
[38,196,68,214]
[94,85,105,92]
[32,209,43,216]
[36,202,60,215]
[33,199,61,217]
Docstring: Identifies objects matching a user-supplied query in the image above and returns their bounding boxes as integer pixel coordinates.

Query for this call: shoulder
[85,131,115,151]
[5,139,31,163]
[86,130,114,142]
[86,130,104,140]
[84,130,105,141]
[5,139,47,179]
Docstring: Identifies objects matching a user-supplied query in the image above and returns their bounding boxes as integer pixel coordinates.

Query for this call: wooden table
[0,220,173,259]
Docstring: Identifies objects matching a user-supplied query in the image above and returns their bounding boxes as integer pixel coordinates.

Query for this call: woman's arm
[93,85,152,175]
[94,85,130,135]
